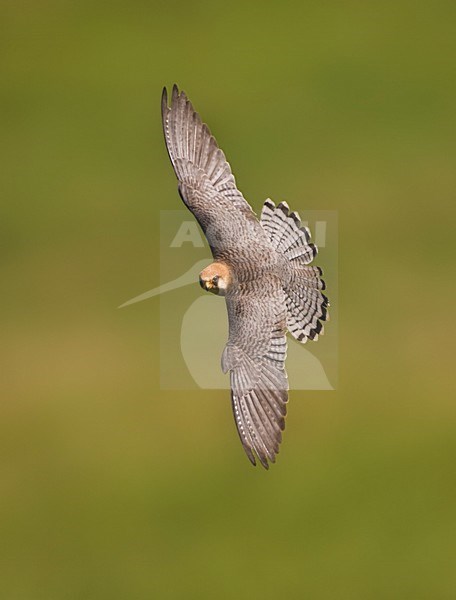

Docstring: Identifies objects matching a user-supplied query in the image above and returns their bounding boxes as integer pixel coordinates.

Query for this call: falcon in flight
[161,85,329,468]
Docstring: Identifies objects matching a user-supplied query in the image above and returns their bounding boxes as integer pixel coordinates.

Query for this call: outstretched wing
[221,278,289,469]
[161,85,257,254]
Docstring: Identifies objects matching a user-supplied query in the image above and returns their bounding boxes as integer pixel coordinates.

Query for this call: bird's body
[161,85,329,468]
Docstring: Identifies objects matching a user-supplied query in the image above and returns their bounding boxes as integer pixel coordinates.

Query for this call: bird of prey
[161,85,329,468]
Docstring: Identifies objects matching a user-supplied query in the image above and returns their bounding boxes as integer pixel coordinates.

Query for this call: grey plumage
[161,85,328,468]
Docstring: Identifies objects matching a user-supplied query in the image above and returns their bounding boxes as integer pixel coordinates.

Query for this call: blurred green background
[1,1,455,598]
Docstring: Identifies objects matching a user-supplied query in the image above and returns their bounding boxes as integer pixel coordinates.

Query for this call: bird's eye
[212,276,219,284]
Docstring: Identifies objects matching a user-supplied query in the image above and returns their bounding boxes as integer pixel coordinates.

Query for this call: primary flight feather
[161,85,329,468]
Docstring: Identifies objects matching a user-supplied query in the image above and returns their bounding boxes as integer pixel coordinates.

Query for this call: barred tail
[260,199,329,343]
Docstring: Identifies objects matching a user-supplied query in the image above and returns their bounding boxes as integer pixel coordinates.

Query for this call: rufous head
[199,262,232,296]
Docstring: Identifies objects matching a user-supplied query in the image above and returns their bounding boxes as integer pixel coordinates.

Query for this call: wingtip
[161,86,168,113]
[172,83,179,103]
[259,456,270,470]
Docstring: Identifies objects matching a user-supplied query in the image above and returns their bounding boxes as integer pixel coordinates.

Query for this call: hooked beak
[199,276,210,291]
[199,277,218,294]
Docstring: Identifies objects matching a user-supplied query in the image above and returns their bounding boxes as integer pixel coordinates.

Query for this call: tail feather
[261,199,316,264]
[260,199,329,343]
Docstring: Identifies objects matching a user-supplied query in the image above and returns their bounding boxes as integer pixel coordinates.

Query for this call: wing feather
[161,85,253,215]
[221,278,289,468]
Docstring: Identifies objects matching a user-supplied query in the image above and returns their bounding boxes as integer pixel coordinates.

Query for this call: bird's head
[199,262,231,296]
